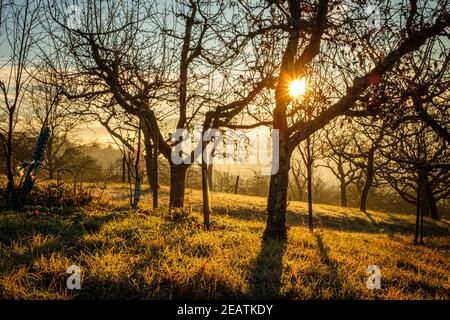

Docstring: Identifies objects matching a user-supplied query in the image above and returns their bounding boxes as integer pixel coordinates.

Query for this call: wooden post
[306,137,313,232]
[133,123,142,210]
[153,132,158,209]
[202,132,211,230]
[202,162,210,229]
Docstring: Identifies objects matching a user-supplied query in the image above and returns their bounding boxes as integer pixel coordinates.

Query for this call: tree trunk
[234,175,240,194]
[359,147,375,213]
[5,167,16,207]
[127,156,131,183]
[152,134,158,209]
[337,159,347,207]
[121,156,126,183]
[420,198,424,244]
[340,180,347,207]
[207,164,213,192]
[292,173,304,201]
[420,189,430,218]
[143,129,159,209]
[5,125,17,207]
[169,163,188,208]
[142,126,158,191]
[307,162,313,231]
[264,134,291,240]
[427,192,439,221]
[414,171,423,244]
[422,173,439,220]
[143,134,154,189]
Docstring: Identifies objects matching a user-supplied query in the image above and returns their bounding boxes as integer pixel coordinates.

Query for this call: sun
[289,78,306,98]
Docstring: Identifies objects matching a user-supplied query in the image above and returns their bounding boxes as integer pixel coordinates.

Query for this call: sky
[1,0,447,182]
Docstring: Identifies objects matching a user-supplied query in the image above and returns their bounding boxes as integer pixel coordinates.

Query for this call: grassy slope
[0,184,449,299]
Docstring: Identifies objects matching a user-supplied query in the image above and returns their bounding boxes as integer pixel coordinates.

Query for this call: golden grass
[0,184,448,299]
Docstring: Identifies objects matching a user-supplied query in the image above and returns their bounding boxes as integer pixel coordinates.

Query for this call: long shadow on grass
[361,211,378,226]
[248,237,286,299]
[0,212,129,265]
[215,206,448,237]
[382,278,448,297]
[0,212,126,243]
[314,234,342,293]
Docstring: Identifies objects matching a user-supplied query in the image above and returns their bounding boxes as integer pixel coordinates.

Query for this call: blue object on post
[19,127,50,208]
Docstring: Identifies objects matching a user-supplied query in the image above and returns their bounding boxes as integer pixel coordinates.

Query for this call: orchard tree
[378,121,449,243]
[321,127,359,207]
[231,0,450,239]
[44,0,275,215]
[0,0,43,207]
[23,71,81,180]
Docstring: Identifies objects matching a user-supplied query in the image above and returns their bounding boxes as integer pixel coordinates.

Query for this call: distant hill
[82,144,122,169]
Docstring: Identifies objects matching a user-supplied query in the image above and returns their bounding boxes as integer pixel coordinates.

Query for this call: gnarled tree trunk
[169,163,188,208]
[264,134,291,240]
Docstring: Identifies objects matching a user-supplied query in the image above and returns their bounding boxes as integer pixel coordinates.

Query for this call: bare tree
[23,71,80,180]
[297,134,321,231]
[289,157,306,201]
[379,122,449,243]
[238,0,450,239]
[44,0,274,218]
[0,0,43,207]
[321,128,359,207]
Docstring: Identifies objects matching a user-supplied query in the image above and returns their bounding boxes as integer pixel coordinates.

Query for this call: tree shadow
[361,211,378,226]
[212,205,266,222]
[381,278,448,297]
[248,236,286,299]
[314,233,342,292]
[216,206,448,237]
[0,212,129,266]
